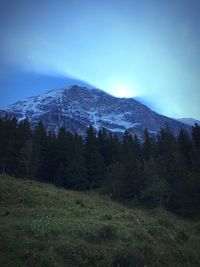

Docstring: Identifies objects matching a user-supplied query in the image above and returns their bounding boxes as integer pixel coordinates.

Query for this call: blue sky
[0,0,200,119]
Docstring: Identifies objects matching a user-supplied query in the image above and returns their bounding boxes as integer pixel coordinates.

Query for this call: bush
[75,199,85,208]
[101,214,112,221]
[86,225,117,243]
[176,229,189,242]
[98,225,117,240]
[112,248,145,267]
[157,218,175,229]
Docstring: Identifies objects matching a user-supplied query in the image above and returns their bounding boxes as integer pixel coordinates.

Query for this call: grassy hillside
[0,175,200,267]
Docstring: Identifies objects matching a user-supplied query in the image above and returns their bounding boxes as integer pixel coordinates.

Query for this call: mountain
[177,118,200,126]
[0,85,190,137]
[0,69,95,107]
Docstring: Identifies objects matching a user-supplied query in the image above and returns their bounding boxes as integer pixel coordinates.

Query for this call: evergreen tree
[192,123,200,150]
[98,128,110,165]
[177,129,193,170]
[119,131,142,198]
[85,125,105,189]
[142,128,154,160]
[44,131,58,184]
[133,134,142,161]
[17,119,32,146]
[156,125,177,183]
[55,162,68,187]
[192,123,200,173]
[67,133,88,189]
[16,119,32,177]
[32,121,48,181]
[18,140,33,178]
[106,162,127,198]
[107,133,122,164]
[0,118,18,174]
[141,159,170,207]
[55,127,73,187]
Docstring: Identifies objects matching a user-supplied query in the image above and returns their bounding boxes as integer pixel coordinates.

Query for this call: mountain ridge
[177,118,200,126]
[0,85,190,137]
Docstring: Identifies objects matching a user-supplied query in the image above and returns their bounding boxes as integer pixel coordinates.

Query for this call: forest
[0,117,200,216]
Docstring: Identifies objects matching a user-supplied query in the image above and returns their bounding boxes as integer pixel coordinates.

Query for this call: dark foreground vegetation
[0,175,200,266]
[0,117,200,216]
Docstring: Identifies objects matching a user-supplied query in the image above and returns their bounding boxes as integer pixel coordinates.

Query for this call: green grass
[0,174,200,266]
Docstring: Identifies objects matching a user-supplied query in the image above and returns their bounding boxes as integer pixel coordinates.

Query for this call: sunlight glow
[107,82,136,98]
[114,85,134,98]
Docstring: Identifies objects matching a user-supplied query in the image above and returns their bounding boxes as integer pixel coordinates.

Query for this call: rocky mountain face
[0,85,190,137]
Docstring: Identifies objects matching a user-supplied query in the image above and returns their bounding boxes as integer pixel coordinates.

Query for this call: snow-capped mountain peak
[0,85,190,136]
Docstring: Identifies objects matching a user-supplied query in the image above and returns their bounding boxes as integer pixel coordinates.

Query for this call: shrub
[157,218,175,229]
[101,214,112,221]
[98,225,117,240]
[176,229,189,242]
[112,248,145,267]
[86,225,117,243]
[75,199,85,208]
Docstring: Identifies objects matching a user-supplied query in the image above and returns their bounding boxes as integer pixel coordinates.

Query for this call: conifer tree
[16,119,32,177]
[142,128,154,161]
[192,123,200,173]
[0,118,18,174]
[157,125,177,183]
[67,133,88,189]
[44,131,58,183]
[119,131,141,198]
[98,128,110,165]
[107,133,121,164]
[17,119,32,146]
[141,159,170,207]
[192,123,200,150]
[177,129,193,170]
[85,125,105,189]
[32,121,48,181]
[106,162,127,198]
[55,127,73,187]
[18,140,33,178]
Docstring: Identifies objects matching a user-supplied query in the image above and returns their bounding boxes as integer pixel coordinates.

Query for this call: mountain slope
[0,85,190,136]
[177,118,200,126]
[0,175,200,266]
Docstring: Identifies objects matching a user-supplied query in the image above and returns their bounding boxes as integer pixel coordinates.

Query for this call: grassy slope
[0,175,200,267]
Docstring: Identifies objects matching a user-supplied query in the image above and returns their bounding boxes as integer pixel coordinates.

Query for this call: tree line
[0,117,200,216]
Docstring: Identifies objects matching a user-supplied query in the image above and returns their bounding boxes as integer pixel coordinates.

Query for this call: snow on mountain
[0,85,190,136]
